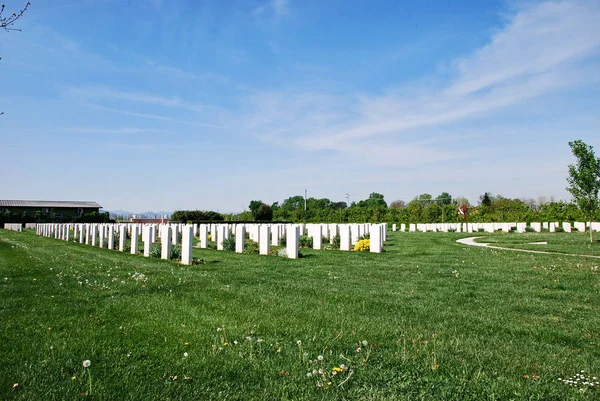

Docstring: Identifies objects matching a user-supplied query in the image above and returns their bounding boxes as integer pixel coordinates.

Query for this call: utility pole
[304,189,307,223]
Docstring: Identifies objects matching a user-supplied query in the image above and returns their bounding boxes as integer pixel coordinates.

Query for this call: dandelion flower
[71,376,76,380]
[82,360,91,368]
[257,338,263,343]
[327,381,332,386]
[312,369,317,375]
[356,347,361,353]
[217,327,223,332]
[183,352,188,358]
[362,340,368,346]
[233,340,238,345]
[318,369,323,375]
[306,372,312,377]
[277,348,281,353]
[317,355,324,361]
[297,340,302,345]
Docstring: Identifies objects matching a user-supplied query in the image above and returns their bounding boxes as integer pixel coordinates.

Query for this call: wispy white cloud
[85,104,227,129]
[253,0,290,21]
[241,0,600,168]
[61,127,171,135]
[66,87,208,113]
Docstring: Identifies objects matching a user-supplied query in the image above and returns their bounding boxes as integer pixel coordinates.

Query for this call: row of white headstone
[33,222,388,264]
[390,221,600,233]
[3,223,22,232]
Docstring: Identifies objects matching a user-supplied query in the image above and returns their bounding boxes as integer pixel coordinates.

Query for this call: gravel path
[456,236,600,259]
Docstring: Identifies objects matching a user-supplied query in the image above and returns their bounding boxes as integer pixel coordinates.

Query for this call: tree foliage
[566,139,600,242]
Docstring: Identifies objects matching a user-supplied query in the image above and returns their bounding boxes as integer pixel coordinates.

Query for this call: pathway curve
[456,237,600,259]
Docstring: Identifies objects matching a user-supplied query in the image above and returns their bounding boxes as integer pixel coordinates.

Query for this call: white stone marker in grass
[235,225,245,253]
[99,226,105,248]
[161,225,172,259]
[574,222,586,232]
[370,224,382,253]
[199,224,208,248]
[217,225,225,250]
[108,227,114,250]
[119,225,126,251]
[271,225,279,246]
[130,225,139,255]
[286,225,300,259]
[312,228,322,250]
[171,224,178,246]
[351,224,359,244]
[542,222,549,230]
[90,224,97,246]
[340,225,351,251]
[392,224,397,232]
[562,222,572,233]
[549,223,556,233]
[181,225,193,265]
[260,225,271,255]
[143,227,152,257]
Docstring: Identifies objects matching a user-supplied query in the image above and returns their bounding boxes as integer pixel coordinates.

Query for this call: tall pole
[304,189,307,223]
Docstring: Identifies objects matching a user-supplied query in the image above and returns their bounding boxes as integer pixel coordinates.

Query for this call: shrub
[555,226,565,233]
[222,234,236,251]
[244,239,259,254]
[279,234,286,246]
[331,234,340,250]
[170,245,182,260]
[354,239,370,252]
[359,233,370,240]
[525,226,536,232]
[299,235,313,248]
[150,243,161,258]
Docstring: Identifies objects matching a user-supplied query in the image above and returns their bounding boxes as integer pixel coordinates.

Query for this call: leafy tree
[480,192,492,207]
[566,140,600,242]
[389,200,406,210]
[255,203,273,221]
[414,193,433,208]
[248,200,263,219]
[435,192,452,206]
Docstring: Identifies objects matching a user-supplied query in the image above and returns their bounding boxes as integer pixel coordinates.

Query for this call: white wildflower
[82,360,91,368]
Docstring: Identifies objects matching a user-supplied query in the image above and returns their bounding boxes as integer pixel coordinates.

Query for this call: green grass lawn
[1,229,599,400]
[474,232,600,256]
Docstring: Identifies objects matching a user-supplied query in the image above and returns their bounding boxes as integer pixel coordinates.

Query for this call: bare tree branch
[0,2,31,32]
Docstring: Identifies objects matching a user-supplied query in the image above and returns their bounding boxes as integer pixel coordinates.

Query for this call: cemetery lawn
[1,230,599,400]
[474,232,600,256]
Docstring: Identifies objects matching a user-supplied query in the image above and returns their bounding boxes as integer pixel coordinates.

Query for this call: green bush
[279,234,286,247]
[331,234,340,250]
[150,243,161,258]
[222,234,236,251]
[170,245,182,260]
[299,235,313,248]
[525,226,536,232]
[244,239,259,254]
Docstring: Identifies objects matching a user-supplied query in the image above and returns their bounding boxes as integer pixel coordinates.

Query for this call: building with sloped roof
[0,200,102,220]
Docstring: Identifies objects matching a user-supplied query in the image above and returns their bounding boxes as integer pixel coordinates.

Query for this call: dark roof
[0,200,102,208]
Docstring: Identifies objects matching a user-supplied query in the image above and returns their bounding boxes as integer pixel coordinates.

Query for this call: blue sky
[1,0,599,212]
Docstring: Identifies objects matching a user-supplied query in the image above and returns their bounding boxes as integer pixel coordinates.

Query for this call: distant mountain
[106,210,172,218]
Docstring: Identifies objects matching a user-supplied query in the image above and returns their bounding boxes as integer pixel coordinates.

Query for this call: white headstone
[259,225,271,255]
[161,225,172,259]
[235,225,245,253]
[286,225,299,259]
[130,225,139,255]
[181,225,193,265]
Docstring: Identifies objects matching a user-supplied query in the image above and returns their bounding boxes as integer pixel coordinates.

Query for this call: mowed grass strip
[0,229,599,400]
[475,231,600,256]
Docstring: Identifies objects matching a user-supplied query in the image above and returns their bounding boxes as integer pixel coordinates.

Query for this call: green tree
[248,200,263,220]
[255,203,273,221]
[566,140,600,242]
[435,192,452,206]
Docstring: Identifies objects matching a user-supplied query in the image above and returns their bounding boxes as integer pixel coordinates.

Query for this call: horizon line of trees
[168,192,598,224]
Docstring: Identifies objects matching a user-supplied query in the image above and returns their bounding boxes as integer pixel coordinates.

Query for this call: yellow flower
[184,342,189,346]
[277,348,281,353]
[71,376,76,380]
[327,381,332,386]
[333,367,342,372]
[223,342,229,346]
[354,239,370,252]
